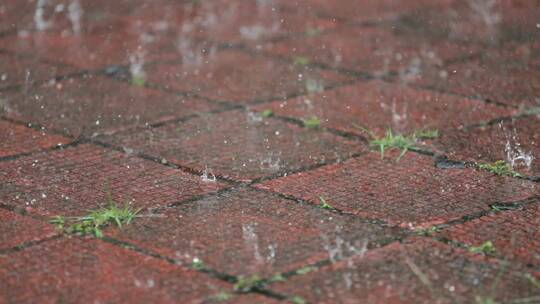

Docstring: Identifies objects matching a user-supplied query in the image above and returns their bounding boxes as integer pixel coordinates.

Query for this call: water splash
[242,223,264,265]
[501,122,534,170]
[35,0,53,31]
[201,166,216,182]
[67,0,83,36]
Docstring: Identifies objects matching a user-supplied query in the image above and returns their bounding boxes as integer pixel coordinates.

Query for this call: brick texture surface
[254,79,510,136]
[256,151,539,227]
[0,208,56,251]
[0,120,70,158]
[440,201,540,268]
[0,237,230,304]
[433,116,540,177]
[0,144,226,216]
[144,49,350,104]
[267,238,538,304]
[109,188,405,277]
[1,74,219,137]
[99,110,363,182]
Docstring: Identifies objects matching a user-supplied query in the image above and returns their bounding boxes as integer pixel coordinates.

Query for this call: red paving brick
[144,49,350,104]
[393,0,540,45]
[0,120,70,158]
[0,144,226,216]
[433,115,540,177]
[256,151,539,228]
[275,0,454,23]
[440,201,540,268]
[267,237,539,304]
[0,236,231,304]
[0,208,56,250]
[1,74,219,137]
[259,24,477,76]
[127,0,339,46]
[0,52,74,90]
[1,1,540,302]
[253,79,511,136]
[410,51,540,107]
[98,109,363,182]
[109,188,404,277]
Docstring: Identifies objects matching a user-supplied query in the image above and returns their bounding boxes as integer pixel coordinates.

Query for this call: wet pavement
[0,0,539,303]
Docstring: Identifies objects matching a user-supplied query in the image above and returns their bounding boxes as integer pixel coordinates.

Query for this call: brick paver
[266,238,538,304]
[259,24,477,76]
[0,236,230,304]
[0,51,74,90]
[254,79,511,136]
[144,49,350,104]
[99,109,363,182]
[433,115,540,177]
[1,1,539,303]
[109,188,405,277]
[0,120,70,158]
[410,51,540,107]
[256,151,539,228]
[1,74,220,137]
[0,208,56,251]
[440,201,540,268]
[0,144,226,216]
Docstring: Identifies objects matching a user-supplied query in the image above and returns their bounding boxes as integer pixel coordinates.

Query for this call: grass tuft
[319,196,335,211]
[294,56,311,66]
[303,117,321,129]
[364,128,439,160]
[478,160,522,177]
[469,241,496,255]
[291,296,307,304]
[234,275,264,292]
[261,109,274,118]
[50,200,141,238]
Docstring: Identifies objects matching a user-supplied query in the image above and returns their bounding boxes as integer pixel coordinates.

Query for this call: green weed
[291,296,307,304]
[414,226,441,236]
[294,56,311,66]
[51,201,141,238]
[191,257,205,270]
[131,75,146,87]
[475,296,498,304]
[305,28,322,37]
[477,161,522,177]
[469,241,496,255]
[303,117,321,129]
[261,109,274,118]
[212,291,234,301]
[319,196,335,211]
[234,275,264,292]
[363,128,439,160]
[295,265,317,275]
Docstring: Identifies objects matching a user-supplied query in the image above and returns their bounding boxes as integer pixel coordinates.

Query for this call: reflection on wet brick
[99,110,363,182]
[256,152,539,227]
[0,120,70,158]
[434,116,540,177]
[0,209,56,250]
[152,0,338,45]
[268,238,538,304]
[1,74,219,137]
[254,79,510,135]
[145,49,350,104]
[110,188,404,277]
[276,0,452,23]
[440,201,540,267]
[0,237,229,303]
[0,144,225,216]
[394,1,540,45]
[260,24,476,76]
[0,52,74,90]
[411,52,540,107]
